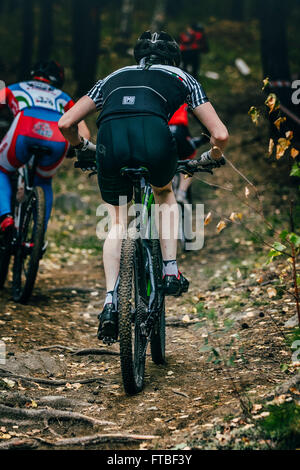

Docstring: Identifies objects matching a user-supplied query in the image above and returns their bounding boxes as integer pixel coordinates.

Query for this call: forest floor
[0,84,300,451]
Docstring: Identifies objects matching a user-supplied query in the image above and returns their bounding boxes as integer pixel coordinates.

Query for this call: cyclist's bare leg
[152,182,179,261]
[103,203,128,292]
[179,174,193,193]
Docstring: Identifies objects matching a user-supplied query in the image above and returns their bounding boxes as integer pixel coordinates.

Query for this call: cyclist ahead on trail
[0,60,90,243]
[58,31,229,343]
[168,103,208,204]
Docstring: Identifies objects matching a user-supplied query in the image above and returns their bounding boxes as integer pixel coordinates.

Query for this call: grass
[259,402,300,450]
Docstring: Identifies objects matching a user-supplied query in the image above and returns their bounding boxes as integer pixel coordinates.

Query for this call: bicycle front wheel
[118,236,147,395]
[12,186,45,303]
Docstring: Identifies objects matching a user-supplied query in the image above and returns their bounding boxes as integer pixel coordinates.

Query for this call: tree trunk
[260,0,300,142]
[259,0,290,81]
[231,0,244,21]
[150,0,167,31]
[114,0,134,55]
[120,0,134,39]
[19,0,34,79]
[72,0,101,97]
[37,0,53,61]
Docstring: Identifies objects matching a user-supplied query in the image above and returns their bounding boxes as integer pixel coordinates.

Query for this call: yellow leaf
[262,77,270,90]
[216,221,226,233]
[229,212,243,223]
[0,434,12,440]
[204,212,212,226]
[268,138,274,156]
[291,148,299,159]
[276,138,291,160]
[267,287,277,298]
[274,116,286,131]
[248,106,260,125]
[265,93,280,114]
[285,130,294,140]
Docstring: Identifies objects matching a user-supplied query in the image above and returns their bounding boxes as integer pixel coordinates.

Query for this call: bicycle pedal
[102,336,117,346]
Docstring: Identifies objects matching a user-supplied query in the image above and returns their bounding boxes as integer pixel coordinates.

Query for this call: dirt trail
[0,111,299,450]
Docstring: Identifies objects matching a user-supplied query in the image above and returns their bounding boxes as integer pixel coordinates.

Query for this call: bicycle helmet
[30,60,65,88]
[134,31,181,67]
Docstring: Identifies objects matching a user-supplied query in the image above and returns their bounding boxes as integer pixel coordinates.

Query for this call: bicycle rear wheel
[150,239,166,364]
[12,186,45,303]
[118,235,147,395]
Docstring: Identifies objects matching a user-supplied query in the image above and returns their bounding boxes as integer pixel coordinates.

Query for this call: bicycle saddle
[28,144,51,156]
[120,166,150,182]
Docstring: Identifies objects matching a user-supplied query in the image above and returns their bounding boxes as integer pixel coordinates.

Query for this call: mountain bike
[76,151,225,395]
[0,144,48,302]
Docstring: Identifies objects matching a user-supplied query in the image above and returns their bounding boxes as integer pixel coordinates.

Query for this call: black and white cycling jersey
[87,64,209,124]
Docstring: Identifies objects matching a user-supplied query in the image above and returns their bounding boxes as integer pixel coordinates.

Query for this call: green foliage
[290,163,300,178]
[259,402,300,450]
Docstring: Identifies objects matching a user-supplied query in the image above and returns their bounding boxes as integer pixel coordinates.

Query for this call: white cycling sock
[163,260,179,277]
[104,291,114,306]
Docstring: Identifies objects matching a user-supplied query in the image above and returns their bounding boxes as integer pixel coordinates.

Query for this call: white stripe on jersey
[87,64,208,111]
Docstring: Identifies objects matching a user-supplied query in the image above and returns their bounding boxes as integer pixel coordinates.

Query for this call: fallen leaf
[267,287,277,298]
[217,221,226,233]
[245,187,250,198]
[204,212,212,226]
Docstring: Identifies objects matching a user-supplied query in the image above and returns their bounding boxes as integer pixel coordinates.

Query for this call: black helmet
[30,60,65,88]
[134,31,181,67]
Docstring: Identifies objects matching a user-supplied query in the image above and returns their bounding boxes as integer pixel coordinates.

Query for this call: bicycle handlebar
[74,146,226,176]
[177,155,226,176]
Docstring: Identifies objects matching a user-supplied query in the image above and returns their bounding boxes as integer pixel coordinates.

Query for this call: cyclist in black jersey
[58,31,229,343]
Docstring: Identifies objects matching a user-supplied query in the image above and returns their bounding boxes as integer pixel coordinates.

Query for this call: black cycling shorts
[96,115,178,206]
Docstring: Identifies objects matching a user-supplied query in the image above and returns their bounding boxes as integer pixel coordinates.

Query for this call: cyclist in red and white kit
[0,60,90,242]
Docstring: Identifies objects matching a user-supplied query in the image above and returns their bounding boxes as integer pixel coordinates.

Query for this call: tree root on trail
[0,438,39,450]
[36,345,119,356]
[0,369,106,386]
[0,433,157,449]
[166,320,197,328]
[36,432,158,447]
[0,392,91,409]
[0,404,115,426]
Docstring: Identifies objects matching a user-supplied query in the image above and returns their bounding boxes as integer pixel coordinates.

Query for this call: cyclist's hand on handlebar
[74,149,97,171]
[199,149,226,167]
[72,137,97,172]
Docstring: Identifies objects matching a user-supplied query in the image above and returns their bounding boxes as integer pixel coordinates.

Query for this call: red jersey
[168,103,188,126]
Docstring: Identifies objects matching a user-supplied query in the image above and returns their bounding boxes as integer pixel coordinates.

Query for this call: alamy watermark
[0,340,6,365]
[292,340,300,365]
[96,197,205,251]
[291,80,300,105]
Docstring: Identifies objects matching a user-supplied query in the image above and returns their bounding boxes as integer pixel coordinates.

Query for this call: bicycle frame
[14,154,38,232]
